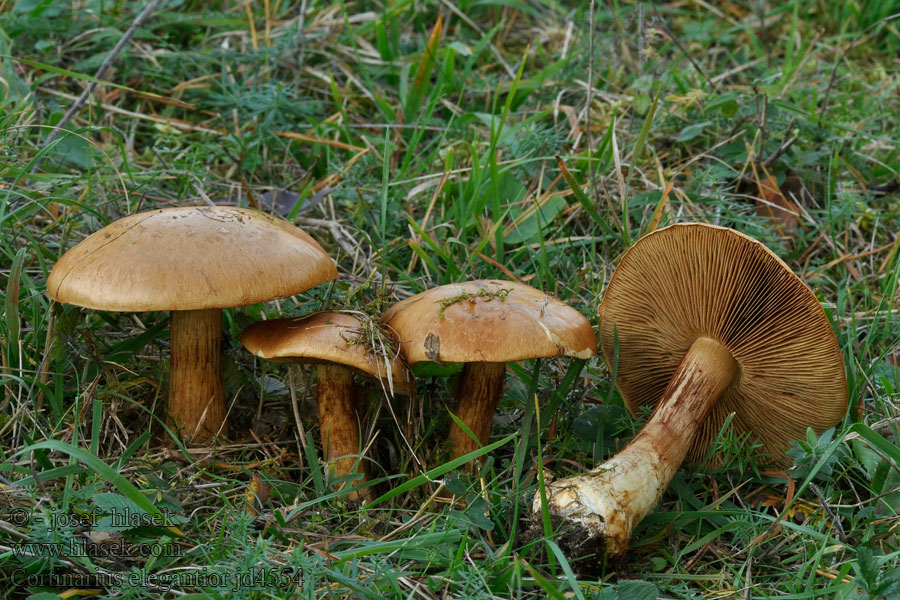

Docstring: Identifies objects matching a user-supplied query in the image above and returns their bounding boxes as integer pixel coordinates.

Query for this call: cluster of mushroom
[48,208,848,566]
[46,205,598,502]
[47,206,340,442]
[47,207,399,499]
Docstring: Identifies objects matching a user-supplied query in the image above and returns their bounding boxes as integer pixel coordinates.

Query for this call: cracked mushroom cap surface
[381,279,598,364]
[241,311,414,396]
[47,206,337,311]
[598,223,848,463]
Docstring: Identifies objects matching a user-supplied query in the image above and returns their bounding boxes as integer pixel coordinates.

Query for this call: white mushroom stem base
[448,362,507,462]
[169,308,228,442]
[316,364,370,502]
[535,337,737,558]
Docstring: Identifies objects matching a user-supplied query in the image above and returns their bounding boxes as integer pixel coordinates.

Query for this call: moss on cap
[381,279,598,364]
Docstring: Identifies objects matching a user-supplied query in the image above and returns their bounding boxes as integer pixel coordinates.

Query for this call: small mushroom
[535,223,847,563]
[382,280,597,463]
[240,311,413,501]
[47,206,337,442]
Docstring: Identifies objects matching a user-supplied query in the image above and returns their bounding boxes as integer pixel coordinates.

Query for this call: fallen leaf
[259,188,302,216]
[755,174,800,233]
[244,472,270,516]
[780,176,814,207]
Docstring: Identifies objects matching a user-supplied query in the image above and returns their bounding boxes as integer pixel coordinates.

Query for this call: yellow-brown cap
[381,279,598,364]
[241,311,414,396]
[598,223,848,463]
[47,206,337,311]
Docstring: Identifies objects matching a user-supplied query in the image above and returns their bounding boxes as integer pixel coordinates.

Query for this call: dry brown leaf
[755,174,801,233]
[244,472,270,516]
[780,176,814,207]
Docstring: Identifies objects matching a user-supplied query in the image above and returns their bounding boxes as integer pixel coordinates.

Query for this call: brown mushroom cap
[47,206,337,311]
[241,311,414,396]
[598,223,847,463]
[381,279,598,364]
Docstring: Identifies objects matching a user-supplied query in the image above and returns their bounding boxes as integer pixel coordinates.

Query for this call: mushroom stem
[169,308,228,441]
[448,362,507,461]
[537,336,737,557]
[316,363,370,501]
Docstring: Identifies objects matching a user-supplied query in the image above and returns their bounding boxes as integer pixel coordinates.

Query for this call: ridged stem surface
[316,363,369,501]
[169,308,227,441]
[448,362,507,462]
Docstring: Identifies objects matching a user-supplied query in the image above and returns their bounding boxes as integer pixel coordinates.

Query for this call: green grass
[1,0,899,598]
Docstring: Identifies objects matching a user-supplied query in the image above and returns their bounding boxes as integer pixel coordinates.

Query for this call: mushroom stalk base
[535,336,737,558]
[169,308,227,442]
[448,362,507,462]
[316,364,370,502]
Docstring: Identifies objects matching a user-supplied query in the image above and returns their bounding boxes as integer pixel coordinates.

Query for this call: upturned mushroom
[241,311,413,501]
[382,280,597,462]
[534,223,847,563]
[47,206,337,442]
